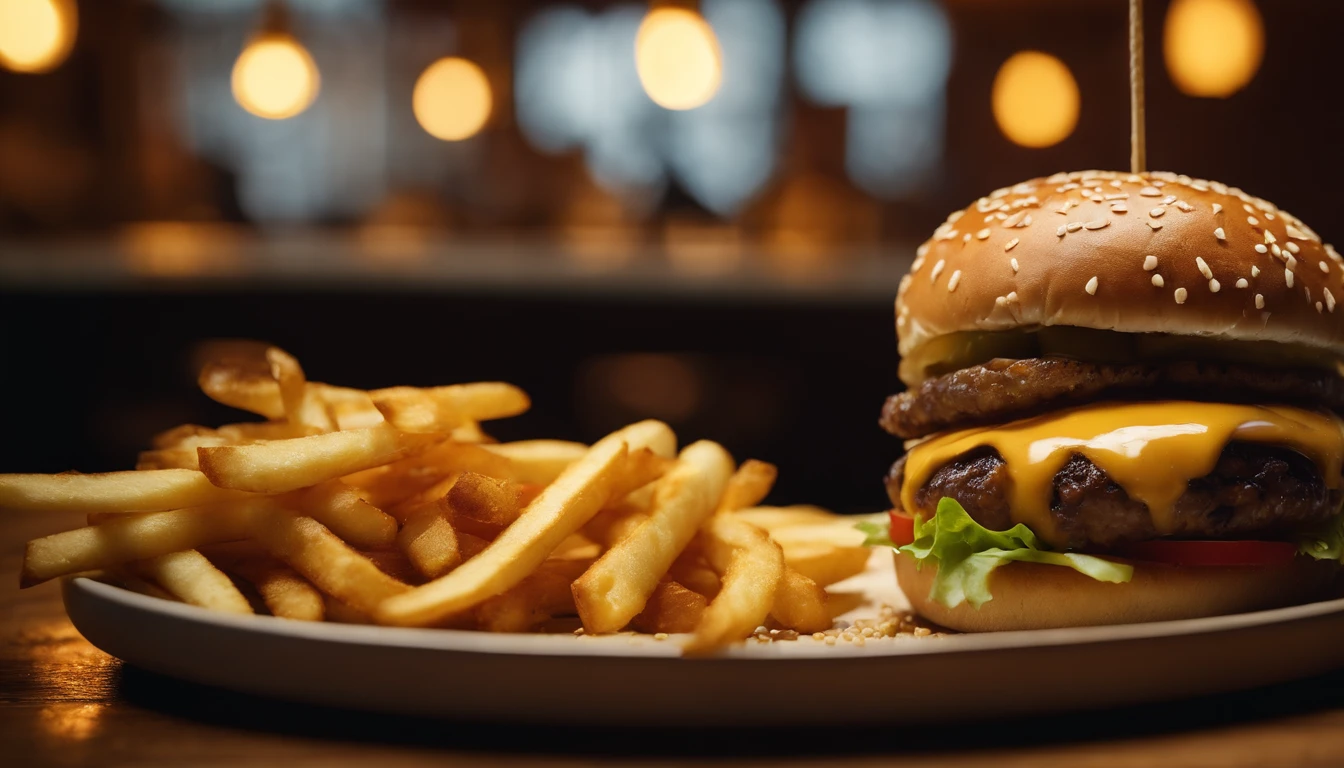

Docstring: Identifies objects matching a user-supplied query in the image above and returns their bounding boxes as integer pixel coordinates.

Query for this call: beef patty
[885,443,1338,550]
[881,357,1344,439]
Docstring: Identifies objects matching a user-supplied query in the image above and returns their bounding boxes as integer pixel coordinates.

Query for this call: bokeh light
[413,57,492,141]
[1164,0,1264,97]
[992,51,1079,149]
[231,34,320,120]
[634,7,723,110]
[0,0,77,74]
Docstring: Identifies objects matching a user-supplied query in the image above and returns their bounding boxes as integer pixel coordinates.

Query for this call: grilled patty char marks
[881,357,1344,440]
[885,443,1338,550]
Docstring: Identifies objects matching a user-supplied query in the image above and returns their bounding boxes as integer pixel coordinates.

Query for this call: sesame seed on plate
[1152,274,1165,288]
[1175,287,1188,304]
[1085,276,1099,295]
[947,270,962,291]
[1214,227,1226,241]
[1236,278,1249,288]
[1196,257,1213,279]
[1209,279,1221,293]
[1255,293,1265,309]
[1143,255,1158,271]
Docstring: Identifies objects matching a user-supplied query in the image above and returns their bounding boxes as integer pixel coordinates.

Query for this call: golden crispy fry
[136,447,203,470]
[479,440,588,485]
[475,557,593,632]
[684,515,785,653]
[281,480,398,549]
[669,555,721,599]
[398,506,461,580]
[445,472,524,527]
[152,423,220,450]
[781,544,871,587]
[385,475,461,522]
[457,531,490,561]
[769,567,831,634]
[450,420,491,444]
[573,440,733,633]
[222,557,325,621]
[581,503,650,549]
[730,505,838,530]
[609,448,675,500]
[631,580,707,634]
[135,550,253,614]
[369,383,530,434]
[377,420,673,627]
[250,510,410,614]
[22,505,256,586]
[323,594,372,624]
[347,441,513,510]
[198,357,284,419]
[357,549,422,584]
[758,522,868,549]
[105,569,176,600]
[0,469,244,514]
[330,396,385,430]
[716,459,778,513]
[198,425,439,493]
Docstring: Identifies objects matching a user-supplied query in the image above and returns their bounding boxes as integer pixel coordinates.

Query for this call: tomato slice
[888,510,917,546]
[1115,539,1298,567]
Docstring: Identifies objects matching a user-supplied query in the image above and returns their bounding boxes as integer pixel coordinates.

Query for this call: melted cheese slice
[901,401,1344,548]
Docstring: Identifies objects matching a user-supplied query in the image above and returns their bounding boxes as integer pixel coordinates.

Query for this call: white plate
[63,551,1344,725]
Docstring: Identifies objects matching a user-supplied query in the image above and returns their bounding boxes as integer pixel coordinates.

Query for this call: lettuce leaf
[857,498,1133,609]
[1299,514,1344,563]
[855,520,894,548]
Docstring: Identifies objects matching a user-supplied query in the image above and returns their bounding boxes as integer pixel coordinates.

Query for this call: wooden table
[6,511,1344,768]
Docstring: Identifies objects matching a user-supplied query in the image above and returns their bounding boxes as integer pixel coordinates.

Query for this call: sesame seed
[654,632,669,640]
[1057,225,1067,237]
[1236,278,1249,288]
[1213,203,1223,214]
[1209,279,1221,293]
[1105,192,1129,201]
[1265,230,1277,244]
[1003,211,1024,227]
[1176,201,1194,212]
[963,233,971,243]
[1006,291,1018,302]
[1067,222,1083,232]
[1090,195,1104,203]
[930,259,945,281]
[1214,227,1226,241]
[1143,255,1158,271]
[1252,265,1261,277]
[976,228,991,240]
[1286,225,1308,240]
[1111,204,1128,213]
[1147,221,1163,230]
[1085,219,1109,230]
[1196,257,1213,279]
[1318,302,1325,313]
[1175,287,1188,304]
[1152,274,1165,287]
[1255,244,1268,254]
[1327,288,1336,312]
[1150,207,1166,218]
[1286,270,1295,288]
[1161,195,1178,206]
[917,243,930,258]
[1085,276,1099,295]
[1272,244,1282,258]
[824,636,836,646]
[1140,186,1162,197]
[1287,242,1301,254]
[1010,257,1020,273]
[1244,204,1256,214]
[947,270,962,291]
[983,214,995,223]
[1255,293,1265,309]
[1247,216,1260,226]
[1005,238,1019,252]
[1322,261,1331,274]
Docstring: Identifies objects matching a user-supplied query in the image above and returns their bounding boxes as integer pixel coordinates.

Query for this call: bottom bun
[894,550,1341,633]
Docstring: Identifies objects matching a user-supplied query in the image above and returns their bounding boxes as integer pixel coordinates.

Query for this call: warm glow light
[635,7,722,110]
[992,51,1079,149]
[0,0,76,74]
[413,57,493,141]
[1164,0,1263,97]
[231,34,320,120]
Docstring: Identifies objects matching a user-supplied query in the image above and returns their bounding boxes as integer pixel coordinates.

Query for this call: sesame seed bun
[894,550,1340,633]
[896,170,1342,386]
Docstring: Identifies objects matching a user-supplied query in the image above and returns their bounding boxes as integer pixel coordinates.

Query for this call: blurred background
[0,0,1339,511]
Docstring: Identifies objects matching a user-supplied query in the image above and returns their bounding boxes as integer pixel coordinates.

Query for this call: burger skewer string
[1130,0,1146,173]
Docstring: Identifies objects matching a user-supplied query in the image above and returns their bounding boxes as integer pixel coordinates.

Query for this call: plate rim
[64,576,1344,661]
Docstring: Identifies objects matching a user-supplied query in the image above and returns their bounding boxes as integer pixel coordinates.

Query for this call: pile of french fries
[3,343,871,653]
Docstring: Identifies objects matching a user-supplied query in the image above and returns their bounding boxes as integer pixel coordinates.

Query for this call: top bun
[896,171,1342,384]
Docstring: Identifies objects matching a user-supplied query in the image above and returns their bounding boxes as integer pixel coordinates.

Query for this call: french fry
[581,503,650,548]
[781,544,872,587]
[370,383,530,434]
[445,472,524,527]
[475,557,593,632]
[250,510,410,614]
[134,550,253,614]
[376,420,674,627]
[479,440,588,485]
[358,549,422,584]
[684,515,785,653]
[104,569,176,601]
[152,423,220,450]
[330,396,385,430]
[716,460,778,513]
[769,567,831,634]
[0,469,245,514]
[198,425,439,493]
[669,555,721,599]
[22,505,256,586]
[223,557,325,621]
[136,447,201,470]
[398,506,461,579]
[199,359,284,419]
[281,480,398,549]
[609,448,676,500]
[385,475,461,522]
[323,594,372,624]
[731,505,838,530]
[573,440,733,633]
[759,522,869,549]
[631,580,707,634]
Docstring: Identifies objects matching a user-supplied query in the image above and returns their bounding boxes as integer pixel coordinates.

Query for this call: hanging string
[1130,0,1146,173]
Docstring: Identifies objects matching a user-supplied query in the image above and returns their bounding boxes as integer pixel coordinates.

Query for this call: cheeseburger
[871,170,1344,632]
